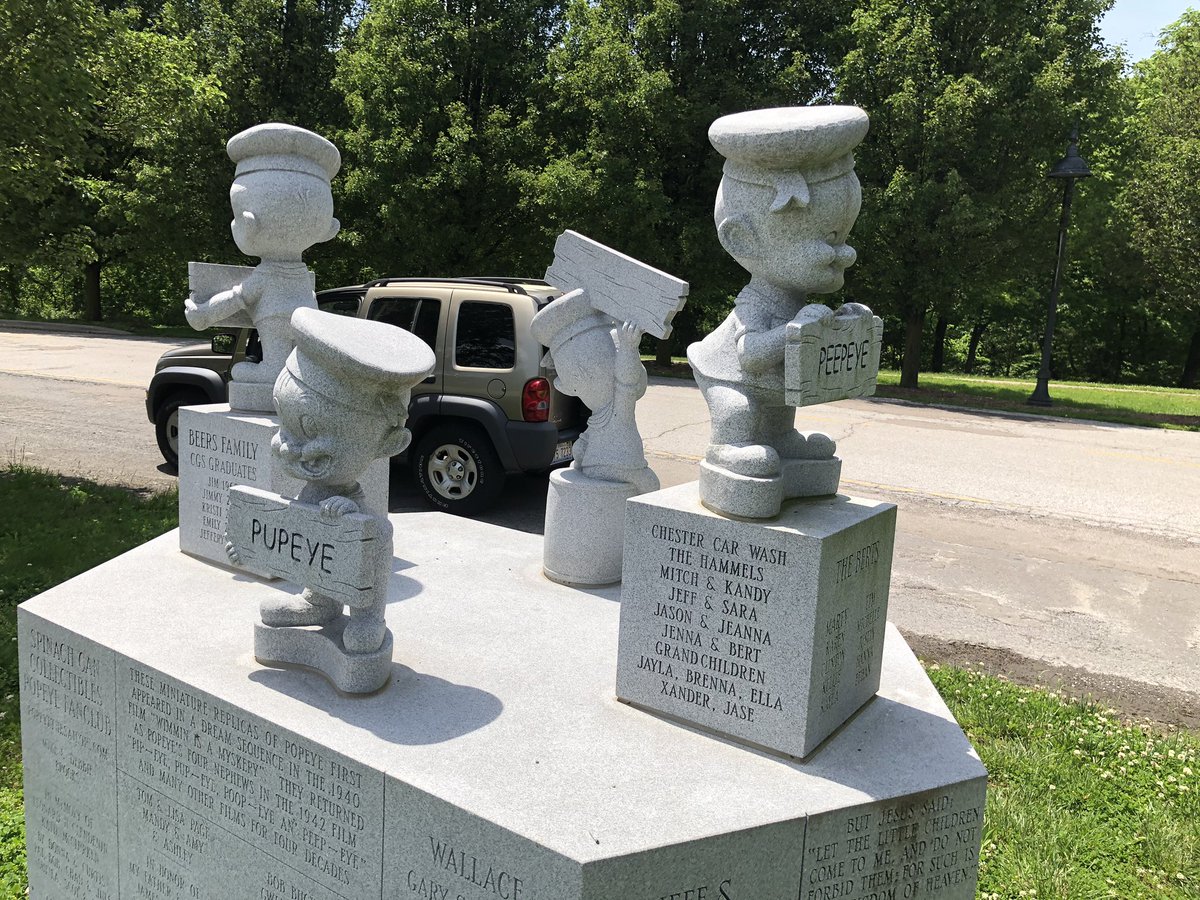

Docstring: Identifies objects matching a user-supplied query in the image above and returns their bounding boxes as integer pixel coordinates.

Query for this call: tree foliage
[835,0,1121,387]
[1121,11,1200,387]
[0,0,1195,389]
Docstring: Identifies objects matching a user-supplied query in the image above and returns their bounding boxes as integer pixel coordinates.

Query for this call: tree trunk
[656,336,674,367]
[931,315,948,372]
[1181,321,1200,389]
[84,260,102,321]
[900,311,924,388]
[965,321,986,374]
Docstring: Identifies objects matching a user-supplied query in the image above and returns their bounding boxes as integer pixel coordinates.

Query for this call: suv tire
[155,390,207,468]
[413,424,505,515]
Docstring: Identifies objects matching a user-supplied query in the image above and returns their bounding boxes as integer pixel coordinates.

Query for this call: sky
[1099,0,1195,61]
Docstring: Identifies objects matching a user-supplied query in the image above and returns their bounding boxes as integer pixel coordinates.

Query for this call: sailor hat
[228,123,341,181]
[530,289,610,364]
[282,308,436,424]
[709,106,869,210]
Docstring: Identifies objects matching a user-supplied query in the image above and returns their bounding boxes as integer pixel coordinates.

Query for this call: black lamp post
[1028,127,1091,407]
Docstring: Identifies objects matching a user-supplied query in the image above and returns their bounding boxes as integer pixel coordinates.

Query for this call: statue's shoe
[774,430,837,460]
[260,592,341,627]
[705,442,780,478]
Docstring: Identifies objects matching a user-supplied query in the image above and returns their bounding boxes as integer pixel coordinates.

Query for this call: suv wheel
[413,425,505,515]
[155,391,207,468]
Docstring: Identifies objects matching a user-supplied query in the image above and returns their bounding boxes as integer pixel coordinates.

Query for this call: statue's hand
[614,321,645,386]
[225,541,241,566]
[319,495,360,521]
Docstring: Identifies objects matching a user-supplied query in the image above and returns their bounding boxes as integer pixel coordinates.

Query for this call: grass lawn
[875,370,1200,431]
[0,310,196,339]
[0,466,178,895]
[643,357,1200,431]
[0,466,1197,898]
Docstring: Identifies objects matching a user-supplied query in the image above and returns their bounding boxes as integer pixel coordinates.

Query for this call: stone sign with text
[784,305,884,408]
[616,481,897,759]
[227,486,383,603]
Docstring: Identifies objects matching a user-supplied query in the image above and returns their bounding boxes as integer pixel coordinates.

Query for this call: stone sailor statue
[529,289,660,586]
[185,123,341,412]
[226,307,434,693]
[688,106,870,518]
[531,290,659,495]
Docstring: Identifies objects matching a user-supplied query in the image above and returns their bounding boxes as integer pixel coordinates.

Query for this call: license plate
[552,440,574,463]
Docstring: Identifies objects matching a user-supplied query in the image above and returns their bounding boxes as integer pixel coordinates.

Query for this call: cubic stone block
[20,513,982,900]
[178,403,388,568]
[617,481,897,758]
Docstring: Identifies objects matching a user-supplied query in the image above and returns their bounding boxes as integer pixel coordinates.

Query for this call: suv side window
[368,297,441,350]
[455,301,515,369]
[318,293,362,316]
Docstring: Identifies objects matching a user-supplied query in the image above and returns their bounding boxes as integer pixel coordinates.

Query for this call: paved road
[3,325,1199,717]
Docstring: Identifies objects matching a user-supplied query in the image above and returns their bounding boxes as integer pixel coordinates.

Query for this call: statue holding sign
[532,231,688,585]
[688,106,881,519]
[226,307,435,693]
[185,123,342,412]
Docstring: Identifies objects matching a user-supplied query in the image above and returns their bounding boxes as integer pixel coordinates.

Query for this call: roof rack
[460,276,553,287]
[363,276,545,295]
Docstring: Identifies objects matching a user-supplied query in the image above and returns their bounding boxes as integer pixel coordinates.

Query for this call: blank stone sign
[227,485,382,603]
[544,230,689,339]
[785,307,884,408]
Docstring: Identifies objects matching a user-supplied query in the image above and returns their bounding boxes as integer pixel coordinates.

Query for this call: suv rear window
[455,301,515,369]
[368,297,441,350]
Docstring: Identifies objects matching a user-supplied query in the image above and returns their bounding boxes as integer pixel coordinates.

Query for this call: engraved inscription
[119,663,380,896]
[403,835,528,899]
[181,428,263,548]
[19,620,117,900]
[801,788,984,900]
[638,522,790,729]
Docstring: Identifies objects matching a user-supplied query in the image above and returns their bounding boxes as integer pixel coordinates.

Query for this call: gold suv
[147,277,583,514]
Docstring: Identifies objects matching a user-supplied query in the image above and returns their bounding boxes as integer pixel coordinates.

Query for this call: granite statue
[226,306,435,693]
[532,232,688,585]
[185,123,341,412]
[688,105,875,519]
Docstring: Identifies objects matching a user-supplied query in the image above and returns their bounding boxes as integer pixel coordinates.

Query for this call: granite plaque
[616,482,897,758]
[227,486,384,603]
[784,308,883,408]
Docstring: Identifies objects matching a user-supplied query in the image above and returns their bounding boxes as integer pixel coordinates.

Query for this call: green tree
[527,0,850,361]
[0,0,103,306]
[1122,11,1200,388]
[836,0,1121,387]
[330,0,561,285]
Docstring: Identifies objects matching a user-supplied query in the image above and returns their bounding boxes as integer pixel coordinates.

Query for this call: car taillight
[522,377,550,423]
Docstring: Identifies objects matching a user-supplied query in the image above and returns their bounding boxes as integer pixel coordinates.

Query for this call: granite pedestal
[20,512,983,900]
[177,403,389,568]
[618,482,896,759]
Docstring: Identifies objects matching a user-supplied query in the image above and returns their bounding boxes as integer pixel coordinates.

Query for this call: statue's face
[271,373,392,487]
[715,170,861,295]
[229,171,337,260]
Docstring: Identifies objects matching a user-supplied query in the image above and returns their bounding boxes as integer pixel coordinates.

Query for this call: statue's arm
[735,311,789,374]
[613,321,647,419]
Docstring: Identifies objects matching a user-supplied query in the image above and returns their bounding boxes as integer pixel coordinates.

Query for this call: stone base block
[543,467,641,586]
[227,380,274,412]
[255,618,394,694]
[178,403,388,568]
[700,457,841,519]
[618,481,896,758]
[20,512,981,900]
